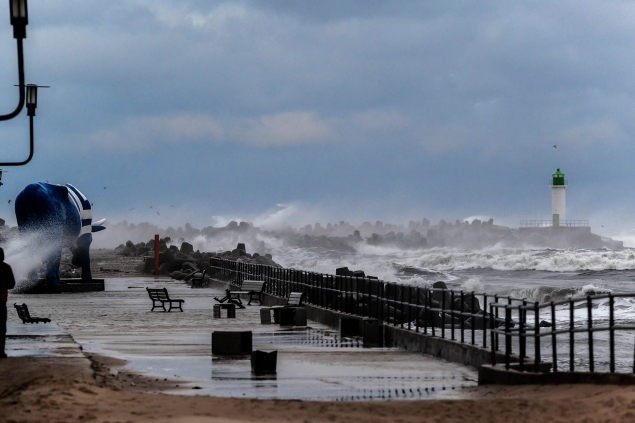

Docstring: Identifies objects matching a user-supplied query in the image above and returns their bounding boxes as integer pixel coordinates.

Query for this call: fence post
[441,289,446,339]
[483,294,488,349]
[470,291,475,345]
[534,302,540,373]
[570,299,575,372]
[505,306,512,370]
[490,303,496,366]
[450,290,455,341]
[551,301,557,373]
[415,286,420,333]
[609,293,615,373]
[429,289,434,337]
[587,296,594,372]
[460,291,465,344]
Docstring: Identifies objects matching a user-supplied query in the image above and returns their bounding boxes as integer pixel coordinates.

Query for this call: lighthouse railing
[520,220,589,228]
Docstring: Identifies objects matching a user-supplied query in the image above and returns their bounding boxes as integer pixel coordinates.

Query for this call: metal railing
[490,294,635,374]
[519,220,590,228]
[209,258,526,354]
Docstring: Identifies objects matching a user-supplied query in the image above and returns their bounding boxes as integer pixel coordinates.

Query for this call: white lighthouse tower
[550,168,567,226]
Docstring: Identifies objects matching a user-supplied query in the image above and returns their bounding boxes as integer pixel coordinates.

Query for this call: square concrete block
[340,317,361,337]
[278,307,307,326]
[212,331,252,355]
[260,308,272,324]
[363,318,384,348]
[251,349,277,374]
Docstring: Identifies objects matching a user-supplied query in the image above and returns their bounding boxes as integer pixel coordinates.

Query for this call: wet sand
[3,355,635,423]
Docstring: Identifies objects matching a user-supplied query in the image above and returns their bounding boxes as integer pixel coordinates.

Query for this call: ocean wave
[398,248,635,272]
[509,284,613,303]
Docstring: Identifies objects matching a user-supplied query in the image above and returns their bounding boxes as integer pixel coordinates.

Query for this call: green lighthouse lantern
[552,169,565,186]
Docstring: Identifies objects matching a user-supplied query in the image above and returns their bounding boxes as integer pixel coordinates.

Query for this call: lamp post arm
[0,113,33,166]
[0,37,25,121]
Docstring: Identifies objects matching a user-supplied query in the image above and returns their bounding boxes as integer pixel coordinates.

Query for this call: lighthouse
[550,168,567,226]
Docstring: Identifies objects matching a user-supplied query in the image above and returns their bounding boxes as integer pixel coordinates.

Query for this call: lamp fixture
[0,0,28,121]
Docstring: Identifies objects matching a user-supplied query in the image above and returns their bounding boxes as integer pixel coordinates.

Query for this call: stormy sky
[0,1,634,237]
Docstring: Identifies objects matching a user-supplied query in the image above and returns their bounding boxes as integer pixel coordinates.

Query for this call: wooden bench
[14,303,51,324]
[190,270,207,288]
[260,292,306,325]
[146,287,185,312]
[215,280,265,307]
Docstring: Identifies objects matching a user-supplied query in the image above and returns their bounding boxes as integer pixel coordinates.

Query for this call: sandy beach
[2,251,635,422]
[3,354,635,423]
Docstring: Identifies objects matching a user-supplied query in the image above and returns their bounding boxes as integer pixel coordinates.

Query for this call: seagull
[103,186,107,189]
[553,145,557,148]
[7,200,10,204]
[129,208,135,211]
[156,212,160,216]
[170,205,175,207]
[150,205,153,208]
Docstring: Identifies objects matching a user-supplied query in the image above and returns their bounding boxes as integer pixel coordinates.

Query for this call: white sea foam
[385,247,635,272]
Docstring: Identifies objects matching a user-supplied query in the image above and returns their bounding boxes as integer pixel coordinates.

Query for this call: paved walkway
[7,277,478,400]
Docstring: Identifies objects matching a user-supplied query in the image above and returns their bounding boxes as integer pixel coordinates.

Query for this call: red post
[154,234,160,276]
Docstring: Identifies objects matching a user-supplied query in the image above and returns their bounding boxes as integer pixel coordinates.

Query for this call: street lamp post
[0,0,28,121]
[0,83,47,166]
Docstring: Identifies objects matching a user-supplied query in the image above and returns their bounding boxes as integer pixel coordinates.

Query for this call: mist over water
[12,200,635,305]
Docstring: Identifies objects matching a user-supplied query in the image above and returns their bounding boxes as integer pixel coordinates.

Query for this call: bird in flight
[553,145,557,148]
[150,205,153,208]
[103,186,107,189]
[129,208,134,211]
[7,200,10,204]
[170,205,175,207]
[156,212,160,216]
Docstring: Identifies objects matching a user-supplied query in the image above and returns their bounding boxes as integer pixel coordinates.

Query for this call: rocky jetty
[113,238,281,286]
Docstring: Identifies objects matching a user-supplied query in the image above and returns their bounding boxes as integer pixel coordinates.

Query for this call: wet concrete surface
[7,277,478,400]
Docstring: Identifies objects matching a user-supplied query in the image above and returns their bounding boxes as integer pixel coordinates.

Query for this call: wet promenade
[7,277,478,401]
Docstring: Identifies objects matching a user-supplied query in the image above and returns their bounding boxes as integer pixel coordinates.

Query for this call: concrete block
[260,308,272,324]
[251,350,277,374]
[212,331,252,355]
[363,318,384,348]
[340,317,361,337]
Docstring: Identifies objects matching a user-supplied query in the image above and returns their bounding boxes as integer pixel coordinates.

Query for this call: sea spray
[3,232,58,285]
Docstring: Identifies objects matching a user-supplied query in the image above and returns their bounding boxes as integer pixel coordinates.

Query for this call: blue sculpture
[14,182,105,285]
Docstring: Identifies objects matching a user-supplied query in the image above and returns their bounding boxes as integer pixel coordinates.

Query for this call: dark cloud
[0,1,634,233]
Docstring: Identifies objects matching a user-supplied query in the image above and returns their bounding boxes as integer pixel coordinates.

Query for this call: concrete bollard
[340,317,361,337]
[363,318,384,348]
[251,350,277,374]
[212,331,252,355]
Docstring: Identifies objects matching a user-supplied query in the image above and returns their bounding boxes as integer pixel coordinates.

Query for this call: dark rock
[180,242,194,254]
[237,243,246,251]
[182,262,198,272]
[539,320,552,327]
[336,267,351,276]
